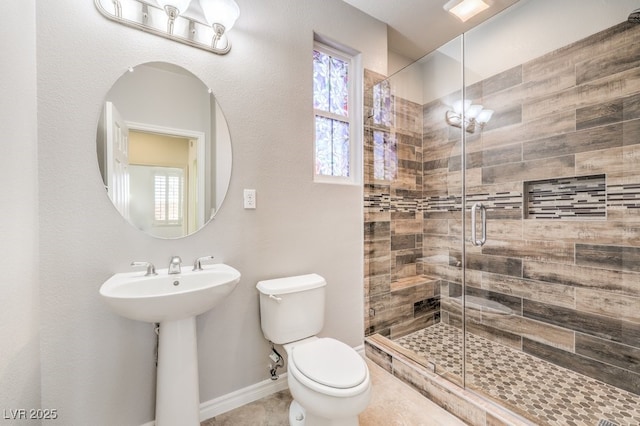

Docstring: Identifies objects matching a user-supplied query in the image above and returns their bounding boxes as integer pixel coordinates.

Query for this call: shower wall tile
[575,333,640,374]
[523,260,640,297]
[481,155,575,185]
[481,109,575,151]
[481,315,575,352]
[523,67,640,122]
[523,299,639,347]
[522,122,623,161]
[575,288,640,324]
[576,40,640,85]
[480,272,576,310]
[575,243,640,272]
[365,22,640,395]
[481,239,574,265]
[523,338,640,395]
[482,65,523,96]
[576,99,624,130]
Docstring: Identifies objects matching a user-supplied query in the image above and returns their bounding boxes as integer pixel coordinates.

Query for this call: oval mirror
[96,62,232,238]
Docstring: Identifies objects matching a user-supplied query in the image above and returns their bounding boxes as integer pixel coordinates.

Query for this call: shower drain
[598,419,618,426]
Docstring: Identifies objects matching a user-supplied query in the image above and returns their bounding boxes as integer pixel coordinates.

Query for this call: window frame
[312,39,363,185]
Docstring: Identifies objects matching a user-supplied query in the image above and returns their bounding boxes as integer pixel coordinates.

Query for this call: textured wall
[0,0,41,422]
[36,1,386,424]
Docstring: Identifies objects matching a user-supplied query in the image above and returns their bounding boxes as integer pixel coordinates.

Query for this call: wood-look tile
[623,116,640,146]
[576,98,624,130]
[523,299,640,347]
[522,22,631,83]
[481,272,576,309]
[464,285,523,315]
[576,243,640,272]
[448,143,522,171]
[481,238,574,264]
[523,338,640,395]
[523,260,640,297]
[390,234,415,251]
[482,155,575,185]
[482,110,575,151]
[523,122,623,161]
[523,67,640,122]
[576,287,640,324]
[575,333,640,373]
[465,253,522,278]
[465,319,523,350]
[367,274,391,298]
[364,221,390,241]
[483,65,523,96]
[623,92,640,120]
[576,41,640,85]
[480,314,574,352]
[523,219,640,246]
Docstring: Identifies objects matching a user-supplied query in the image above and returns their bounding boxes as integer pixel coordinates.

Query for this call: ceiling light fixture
[443,0,490,22]
[94,0,240,55]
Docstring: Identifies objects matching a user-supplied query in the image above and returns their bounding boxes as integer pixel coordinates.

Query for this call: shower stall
[363,1,640,425]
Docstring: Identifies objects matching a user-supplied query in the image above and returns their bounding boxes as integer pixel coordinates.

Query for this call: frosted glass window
[313,41,360,182]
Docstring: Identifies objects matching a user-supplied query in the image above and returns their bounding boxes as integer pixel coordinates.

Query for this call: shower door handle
[470,202,487,247]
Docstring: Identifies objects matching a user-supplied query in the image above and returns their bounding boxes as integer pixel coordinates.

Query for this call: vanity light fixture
[443,0,490,22]
[94,0,240,55]
[445,99,493,133]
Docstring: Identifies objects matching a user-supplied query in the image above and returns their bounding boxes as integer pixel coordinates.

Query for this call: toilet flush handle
[268,294,282,302]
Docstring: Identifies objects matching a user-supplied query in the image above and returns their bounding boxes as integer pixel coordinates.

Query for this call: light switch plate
[243,189,256,209]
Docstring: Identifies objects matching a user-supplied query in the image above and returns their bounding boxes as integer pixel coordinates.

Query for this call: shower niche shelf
[524,174,606,220]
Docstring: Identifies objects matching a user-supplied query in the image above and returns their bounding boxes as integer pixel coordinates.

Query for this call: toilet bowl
[284,337,371,425]
[256,274,372,425]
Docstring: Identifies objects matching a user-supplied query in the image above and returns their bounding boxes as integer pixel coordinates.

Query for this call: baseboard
[140,373,289,426]
[140,342,365,425]
[199,373,289,421]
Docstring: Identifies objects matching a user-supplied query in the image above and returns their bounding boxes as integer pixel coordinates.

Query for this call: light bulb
[466,104,483,119]
[201,0,240,32]
[476,109,494,124]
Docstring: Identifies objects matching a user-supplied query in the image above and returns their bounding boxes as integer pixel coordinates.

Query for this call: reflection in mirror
[96,62,232,238]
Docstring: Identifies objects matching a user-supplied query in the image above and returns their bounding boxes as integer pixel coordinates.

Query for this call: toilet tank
[256,274,326,344]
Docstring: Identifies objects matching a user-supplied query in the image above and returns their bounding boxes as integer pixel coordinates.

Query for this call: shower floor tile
[394,323,640,426]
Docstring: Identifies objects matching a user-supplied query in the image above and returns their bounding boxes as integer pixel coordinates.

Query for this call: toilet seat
[289,338,369,397]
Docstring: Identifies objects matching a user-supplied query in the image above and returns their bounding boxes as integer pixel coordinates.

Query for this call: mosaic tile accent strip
[526,175,607,219]
[607,182,640,209]
[395,323,640,426]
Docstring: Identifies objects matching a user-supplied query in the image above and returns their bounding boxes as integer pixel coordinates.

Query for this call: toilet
[257,274,371,426]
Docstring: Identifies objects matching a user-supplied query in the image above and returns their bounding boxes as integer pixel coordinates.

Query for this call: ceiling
[340,0,521,60]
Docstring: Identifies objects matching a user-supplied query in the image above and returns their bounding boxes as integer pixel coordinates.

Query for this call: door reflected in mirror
[96,62,232,238]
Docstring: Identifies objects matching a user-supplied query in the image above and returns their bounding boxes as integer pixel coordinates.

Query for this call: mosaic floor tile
[394,323,640,426]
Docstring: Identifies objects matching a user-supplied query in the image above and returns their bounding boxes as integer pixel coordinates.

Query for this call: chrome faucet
[168,256,182,274]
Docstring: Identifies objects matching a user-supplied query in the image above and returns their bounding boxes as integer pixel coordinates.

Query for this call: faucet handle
[193,255,215,271]
[131,261,157,276]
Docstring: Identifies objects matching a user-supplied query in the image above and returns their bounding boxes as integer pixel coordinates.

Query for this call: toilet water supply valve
[269,344,284,380]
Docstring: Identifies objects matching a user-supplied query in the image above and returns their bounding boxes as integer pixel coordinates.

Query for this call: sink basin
[101,262,241,425]
[100,263,241,323]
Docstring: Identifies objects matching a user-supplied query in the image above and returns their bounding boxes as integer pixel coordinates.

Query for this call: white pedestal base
[155,317,200,426]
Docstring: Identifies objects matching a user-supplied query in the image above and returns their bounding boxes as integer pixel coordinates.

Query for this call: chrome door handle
[470,202,487,247]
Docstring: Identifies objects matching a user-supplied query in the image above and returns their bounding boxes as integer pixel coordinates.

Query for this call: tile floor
[395,323,640,426]
[201,358,467,425]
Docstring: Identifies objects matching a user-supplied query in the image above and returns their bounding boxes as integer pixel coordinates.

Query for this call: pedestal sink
[100,263,241,426]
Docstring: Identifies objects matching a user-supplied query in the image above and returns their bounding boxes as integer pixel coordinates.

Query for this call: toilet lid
[291,338,367,389]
